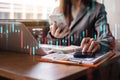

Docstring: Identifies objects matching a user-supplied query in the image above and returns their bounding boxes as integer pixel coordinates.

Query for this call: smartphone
[48,14,67,27]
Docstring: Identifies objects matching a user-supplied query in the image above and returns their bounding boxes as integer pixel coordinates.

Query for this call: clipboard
[37,51,115,68]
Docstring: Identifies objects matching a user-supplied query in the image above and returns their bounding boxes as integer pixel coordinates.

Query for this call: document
[37,50,115,67]
[40,44,81,53]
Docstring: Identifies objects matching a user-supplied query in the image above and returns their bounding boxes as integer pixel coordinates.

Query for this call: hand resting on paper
[74,37,100,58]
[81,37,100,54]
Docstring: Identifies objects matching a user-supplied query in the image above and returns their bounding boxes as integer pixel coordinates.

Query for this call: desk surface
[0,51,89,80]
[0,51,120,80]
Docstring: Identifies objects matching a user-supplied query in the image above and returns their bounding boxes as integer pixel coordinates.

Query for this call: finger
[62,26,69,33]
[81,38,86,48]
[81,38,94,54]
[64,30,70,36]
[91,45,99,53]
[87,38,94,45]
[59,30,70,38]
[50,25,52,32]
[92,44,100,53]
[87,41,96,52]
[51,22,57,35]
[60,27,70,36]
[50,25,54,33]
[90,38,94,41]
[54,24,63,37]
[50,25,54,36]
[58,23,63,30]
[54,24,64,38]
[81,37,90,48]
[82,44,89,54]
[89,38,94,42]
[53,21,57,33]
[81,38,85,48]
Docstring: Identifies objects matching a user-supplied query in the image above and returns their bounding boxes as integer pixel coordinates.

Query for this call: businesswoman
[47,0,115,54]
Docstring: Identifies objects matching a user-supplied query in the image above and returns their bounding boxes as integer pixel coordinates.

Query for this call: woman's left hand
[81,37,100,54]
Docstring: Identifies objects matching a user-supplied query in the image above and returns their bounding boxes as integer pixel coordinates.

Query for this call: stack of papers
[40,44,81,53]
[38,50,115,67]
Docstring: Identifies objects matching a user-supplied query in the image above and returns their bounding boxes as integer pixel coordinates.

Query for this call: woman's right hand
[50,21,70,38]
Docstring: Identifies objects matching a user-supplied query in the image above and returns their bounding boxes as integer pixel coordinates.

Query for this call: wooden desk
[0,51,120,80]
[0,51,89,80]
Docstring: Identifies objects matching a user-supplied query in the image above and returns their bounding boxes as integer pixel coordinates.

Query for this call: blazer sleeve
[95,4,115,51]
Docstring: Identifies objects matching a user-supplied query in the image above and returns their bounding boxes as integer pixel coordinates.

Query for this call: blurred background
[0,0,120,39]
[97,0,120,39]
[0,1,120,79]
[0,0,58,19]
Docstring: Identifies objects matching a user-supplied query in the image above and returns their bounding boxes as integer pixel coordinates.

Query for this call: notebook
[0,22,42,55]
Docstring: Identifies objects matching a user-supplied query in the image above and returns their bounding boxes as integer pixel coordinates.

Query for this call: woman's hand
[50,22,70,38]
[81,37,100,54]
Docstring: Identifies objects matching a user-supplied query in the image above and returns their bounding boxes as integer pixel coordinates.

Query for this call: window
[26,13,33,19]
[0,12,10,19]
[37,14,42,19]
[0,0,59,19]
[14,13,22,19]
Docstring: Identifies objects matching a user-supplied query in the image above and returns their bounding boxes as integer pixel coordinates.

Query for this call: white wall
[97,0,120,39]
